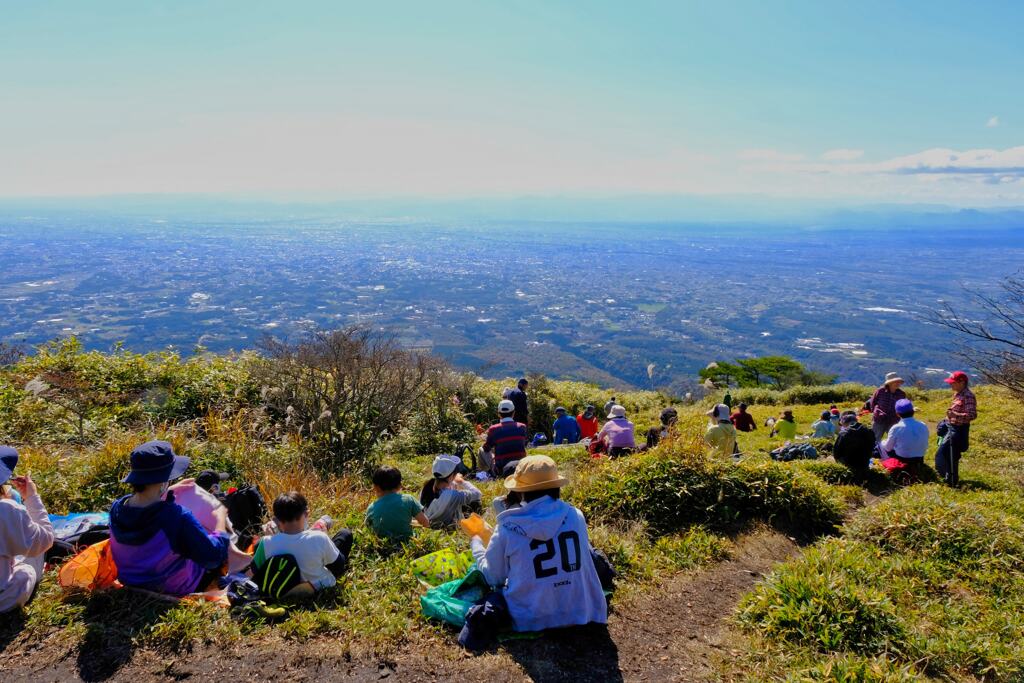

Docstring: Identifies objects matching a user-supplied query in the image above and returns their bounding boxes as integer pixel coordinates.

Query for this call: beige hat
[504,455,569,493]
[883,372,904,386]
[607,404,626,419]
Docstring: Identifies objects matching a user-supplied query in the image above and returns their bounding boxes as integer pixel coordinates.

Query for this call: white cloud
[987,116,1000,128]
[821,148,864,161]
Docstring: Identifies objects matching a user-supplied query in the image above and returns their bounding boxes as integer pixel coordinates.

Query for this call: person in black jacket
[507,378,529,428]
[833,411,875,482]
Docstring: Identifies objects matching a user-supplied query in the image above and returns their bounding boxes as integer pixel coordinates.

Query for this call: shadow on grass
[72,589,176,682]
[0,609,27,655]
[501,622,623,683]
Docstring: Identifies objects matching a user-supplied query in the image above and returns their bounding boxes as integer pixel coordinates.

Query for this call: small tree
[700,355,835,390]
[255,327,449,472]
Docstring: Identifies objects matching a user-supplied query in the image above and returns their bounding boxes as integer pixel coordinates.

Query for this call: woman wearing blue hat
[0,446,55,613]
[108,441,231,596]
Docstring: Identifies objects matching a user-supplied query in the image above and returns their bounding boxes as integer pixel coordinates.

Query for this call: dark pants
[326,529,354,578]
[935,423,970,487]
[608,447,634,458]
[459,591,512,651]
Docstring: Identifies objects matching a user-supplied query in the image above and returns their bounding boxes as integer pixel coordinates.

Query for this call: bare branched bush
[254,327,450,472]
[931,273,1024,442]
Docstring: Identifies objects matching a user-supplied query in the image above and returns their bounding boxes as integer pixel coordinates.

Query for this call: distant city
[3,208,1023,394]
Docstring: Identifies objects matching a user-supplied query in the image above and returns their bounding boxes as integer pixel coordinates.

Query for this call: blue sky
[2,1,1022,205]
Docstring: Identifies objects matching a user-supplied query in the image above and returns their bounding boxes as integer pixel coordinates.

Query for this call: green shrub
[737,539,906,654]
[573,441,844,536]
[846,487,1024,568]
[730,383,937,407]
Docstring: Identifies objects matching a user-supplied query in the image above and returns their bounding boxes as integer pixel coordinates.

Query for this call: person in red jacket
[730,403,757,432]
[576,405,600,440]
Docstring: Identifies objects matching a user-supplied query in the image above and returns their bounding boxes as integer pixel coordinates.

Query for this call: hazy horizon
[3,2,1022,206]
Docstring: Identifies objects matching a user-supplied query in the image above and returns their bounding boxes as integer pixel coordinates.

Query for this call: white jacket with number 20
[471,495,607,632]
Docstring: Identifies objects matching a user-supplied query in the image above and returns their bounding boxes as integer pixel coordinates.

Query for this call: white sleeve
[471,526,508,588]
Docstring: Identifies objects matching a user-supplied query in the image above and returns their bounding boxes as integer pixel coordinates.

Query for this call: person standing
[508,378,530,428]
[869,372,907,443]
[935,371,977,488]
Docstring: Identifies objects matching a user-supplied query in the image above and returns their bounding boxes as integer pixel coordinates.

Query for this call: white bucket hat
[608,404,626,419]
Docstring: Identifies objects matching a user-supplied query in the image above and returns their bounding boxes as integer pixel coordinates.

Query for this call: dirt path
[3,530,798,683]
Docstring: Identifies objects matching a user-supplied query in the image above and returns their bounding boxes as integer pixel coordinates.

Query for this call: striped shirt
[483,418,528,472]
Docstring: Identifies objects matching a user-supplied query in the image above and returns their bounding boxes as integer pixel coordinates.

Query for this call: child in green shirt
[365,466,429,541]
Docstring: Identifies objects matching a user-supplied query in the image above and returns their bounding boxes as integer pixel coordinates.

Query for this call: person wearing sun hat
[419,454,482,529]
[108,440,230,596]
[596,404,636,457]
[705,404,737,457]
[0,446,55,613]
[868,372,908,443]
[935,370,977,487]
[460,455,607,649]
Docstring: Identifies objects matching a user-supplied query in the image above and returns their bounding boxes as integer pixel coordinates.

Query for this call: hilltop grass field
[1,343,1022,681]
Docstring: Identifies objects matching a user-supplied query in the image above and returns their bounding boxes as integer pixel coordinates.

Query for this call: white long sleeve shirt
[471,496,607,632]
[0,493,54,612]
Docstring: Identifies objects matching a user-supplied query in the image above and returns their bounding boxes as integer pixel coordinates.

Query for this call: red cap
[944,371,969,385]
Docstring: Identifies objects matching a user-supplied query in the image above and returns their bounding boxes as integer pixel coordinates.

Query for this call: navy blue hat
[0,445,17,485]
[122,440,190,485]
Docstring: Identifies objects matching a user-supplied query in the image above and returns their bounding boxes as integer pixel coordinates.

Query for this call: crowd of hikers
[0,369,978,652]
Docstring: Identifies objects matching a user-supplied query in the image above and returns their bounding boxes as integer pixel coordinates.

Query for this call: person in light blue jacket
[882,399,929,479]
[810,410,837,438]
[551,407,581,445]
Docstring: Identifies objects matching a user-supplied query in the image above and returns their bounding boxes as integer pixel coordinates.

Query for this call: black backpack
[226,484,268,545]
[253,553,302,601]
[453,443,477,474]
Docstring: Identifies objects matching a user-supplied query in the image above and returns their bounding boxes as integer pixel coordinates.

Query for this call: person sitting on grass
[704,404,737,457]
[365,466,430,542]
[251,491,353,599]
[0,447,55,613]
[596,404,636,457]
[461,455,607,651]
[645,407,678,450]
[770,410,798,439]
[730,403,757,432]
[480,400,529,477]
[811,410,837,438]
[833,411,874,482]
[109,441,230,596]
[552,407,582,445]
[881,399,929,479]
[420,455,482,529]
[576,405,600,440]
